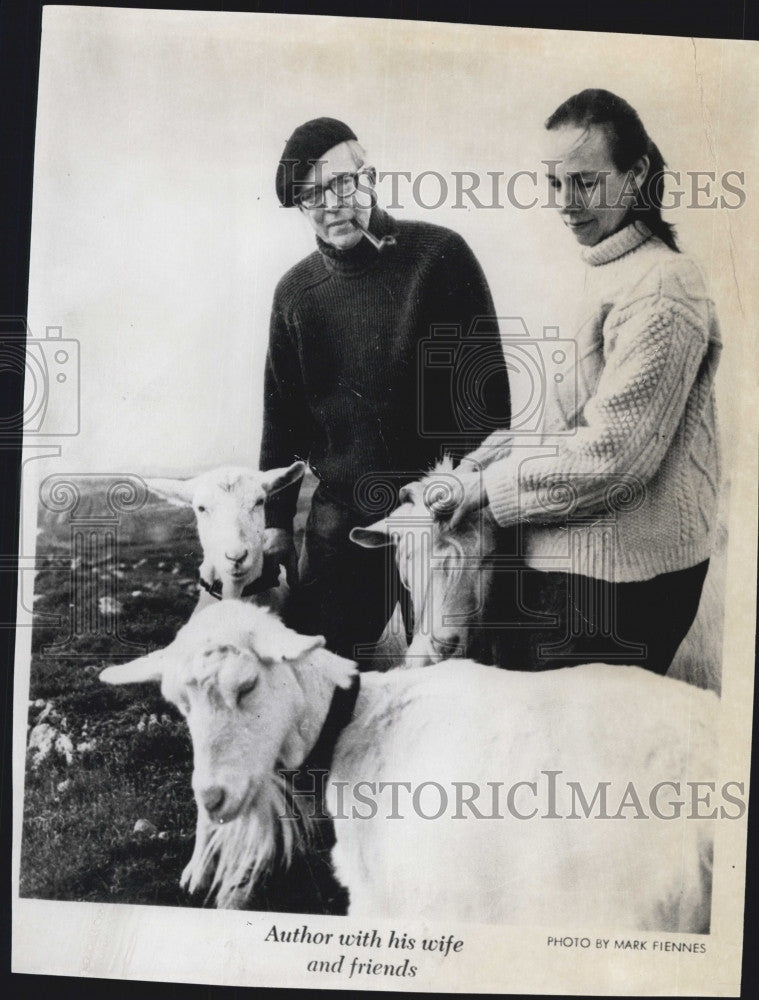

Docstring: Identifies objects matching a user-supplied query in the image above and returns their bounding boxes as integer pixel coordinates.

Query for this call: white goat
[101,600,716,929]
[351,455,724,691]
[146,463,305,611]
[351,456,498,667]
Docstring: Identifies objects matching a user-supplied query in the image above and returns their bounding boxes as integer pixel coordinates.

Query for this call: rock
[57,779,71,792]
[157,831,170,841]
[55,733,74,765]
[130,590,143,597]
[27,724,74,769]
[98,596,123,616]
[34,699,46,709]
[133,819,157,835]
[37,701,56,723]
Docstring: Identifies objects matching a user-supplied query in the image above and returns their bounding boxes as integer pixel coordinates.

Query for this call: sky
[24,7,757,482]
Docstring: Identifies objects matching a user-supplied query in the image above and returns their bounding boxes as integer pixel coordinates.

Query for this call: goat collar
[299,673,360,776]
[198,564,280,601]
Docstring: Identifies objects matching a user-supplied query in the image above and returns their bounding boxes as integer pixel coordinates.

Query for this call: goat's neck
[327,670,402,786]
[282,647,358,769]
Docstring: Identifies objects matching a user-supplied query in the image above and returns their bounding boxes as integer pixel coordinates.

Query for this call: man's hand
[262,528,299,589]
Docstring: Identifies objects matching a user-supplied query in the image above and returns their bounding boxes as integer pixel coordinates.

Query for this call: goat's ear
[145,477,195,507]
[314,648,358,689]
[398,483,418,505]
[100,649,167,685]
[349,521,395,548]
[260,461,306,497]
[251,615,326,664]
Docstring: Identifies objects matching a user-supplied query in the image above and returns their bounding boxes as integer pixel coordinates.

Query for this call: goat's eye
[197,504,207,514]
[237,677,258,703]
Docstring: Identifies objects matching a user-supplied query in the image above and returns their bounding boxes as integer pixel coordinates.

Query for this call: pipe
[352,219,397,252]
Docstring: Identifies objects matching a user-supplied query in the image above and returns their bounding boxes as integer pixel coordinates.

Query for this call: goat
[350,456,503,668]
[146,463,305,612]
[145,462,307,886]
[101,599,716,929]
[351,455,724,691]
[147,462,405,673]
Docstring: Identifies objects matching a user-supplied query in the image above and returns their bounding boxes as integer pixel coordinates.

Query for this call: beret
[276,117,358,207]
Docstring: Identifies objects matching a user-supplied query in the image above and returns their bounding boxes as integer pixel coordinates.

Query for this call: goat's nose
[199,785,226,816]
[225,548,248,565]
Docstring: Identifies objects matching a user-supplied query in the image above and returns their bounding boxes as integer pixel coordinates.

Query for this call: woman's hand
[448,470,488,528]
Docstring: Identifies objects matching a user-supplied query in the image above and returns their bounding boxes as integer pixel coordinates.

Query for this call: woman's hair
[545,88,679,252]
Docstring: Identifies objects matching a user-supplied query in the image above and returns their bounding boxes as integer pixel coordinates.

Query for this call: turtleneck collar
[581,220,653,267]
[316,207,397,275]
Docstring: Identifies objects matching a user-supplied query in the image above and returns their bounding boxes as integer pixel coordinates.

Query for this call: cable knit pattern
[483,222,722,582]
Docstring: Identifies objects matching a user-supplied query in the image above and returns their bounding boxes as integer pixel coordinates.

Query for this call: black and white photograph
[9,5,759,995]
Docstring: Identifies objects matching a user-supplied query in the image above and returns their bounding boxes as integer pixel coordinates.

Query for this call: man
[260,117,511,664]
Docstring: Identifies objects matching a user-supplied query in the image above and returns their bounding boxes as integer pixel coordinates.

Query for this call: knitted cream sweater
[483,222,722,582]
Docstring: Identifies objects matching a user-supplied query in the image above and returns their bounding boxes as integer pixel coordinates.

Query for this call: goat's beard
[182,769,314,909]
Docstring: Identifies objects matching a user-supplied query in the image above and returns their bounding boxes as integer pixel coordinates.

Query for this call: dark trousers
[487,559,710,675]
[290,487,408,667]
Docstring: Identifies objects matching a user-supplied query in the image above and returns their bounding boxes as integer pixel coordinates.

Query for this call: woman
[448,89,722,675]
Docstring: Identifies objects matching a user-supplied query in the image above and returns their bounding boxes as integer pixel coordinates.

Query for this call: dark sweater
[260,207,511,529]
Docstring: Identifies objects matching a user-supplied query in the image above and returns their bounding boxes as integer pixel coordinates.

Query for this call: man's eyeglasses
[295,167,376,210]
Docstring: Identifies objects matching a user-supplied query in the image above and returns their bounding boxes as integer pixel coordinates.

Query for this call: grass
[20,474,345,913]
